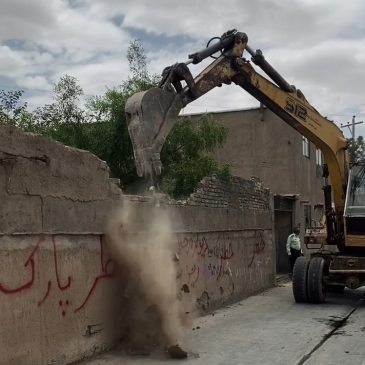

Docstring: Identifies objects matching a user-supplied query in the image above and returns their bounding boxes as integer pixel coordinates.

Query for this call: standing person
[286,227,303,274]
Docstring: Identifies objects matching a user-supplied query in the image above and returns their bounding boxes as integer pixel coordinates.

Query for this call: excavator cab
[344,164,365,244]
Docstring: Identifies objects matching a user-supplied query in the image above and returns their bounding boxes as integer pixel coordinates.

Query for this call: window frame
[302,136,310,158]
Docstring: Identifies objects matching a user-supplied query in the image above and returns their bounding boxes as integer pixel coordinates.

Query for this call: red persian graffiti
[0,235,114,314]
[0,236,73,305]
[187,264,200,287]
[248,231,266,268]
[178,235,234,261]
[74,238,113,312]
[37,236,72,307]
[178,234,235,281]
[178,236,209,258]
[52,236,72,291]
[0,237,44,294]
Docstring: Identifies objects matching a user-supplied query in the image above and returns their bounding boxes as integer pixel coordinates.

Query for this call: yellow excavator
[125,30,365,304]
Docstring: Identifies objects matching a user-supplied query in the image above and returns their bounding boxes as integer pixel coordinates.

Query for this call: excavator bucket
[125,87,184,178]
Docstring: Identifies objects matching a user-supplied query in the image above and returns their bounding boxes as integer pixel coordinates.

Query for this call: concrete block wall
[129,176,274,313]
[175,211,273,312]
[183,177,273,310]
[185,175,270,210]
[0,124,275,365]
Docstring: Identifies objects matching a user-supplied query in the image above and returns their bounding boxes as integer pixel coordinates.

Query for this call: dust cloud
[105,199,185,353]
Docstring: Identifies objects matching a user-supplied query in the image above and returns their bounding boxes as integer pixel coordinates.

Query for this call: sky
[1,0,365,138]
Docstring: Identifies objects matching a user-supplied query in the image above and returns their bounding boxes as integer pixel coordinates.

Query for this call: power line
[340,115,364,139]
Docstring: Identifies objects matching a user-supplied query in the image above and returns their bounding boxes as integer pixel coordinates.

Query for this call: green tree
[122,39,160,96]
[160,115,230,198]
[0,90,27,126]
[0,90,47,134]
[84,40,160,185]
[35,75,84,125]
[348,136,365,163]
[34,75,89,149]
[86,89,138,185]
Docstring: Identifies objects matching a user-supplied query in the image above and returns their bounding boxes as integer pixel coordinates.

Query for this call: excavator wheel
[292,256,310,303]
[307,257,326,304]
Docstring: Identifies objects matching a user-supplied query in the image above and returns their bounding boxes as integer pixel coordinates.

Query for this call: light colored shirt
[286,233,301,255]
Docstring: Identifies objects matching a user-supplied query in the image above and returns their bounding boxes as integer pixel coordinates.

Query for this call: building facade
[187,106,325,273]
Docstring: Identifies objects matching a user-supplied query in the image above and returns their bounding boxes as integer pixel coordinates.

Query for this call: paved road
[81,282,365,365]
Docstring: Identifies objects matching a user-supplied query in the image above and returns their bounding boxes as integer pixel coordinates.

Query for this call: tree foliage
[160,115,230,197]
[86,89,138,185]
[122,40,160,96]
[83,39,160,185]
[0,90,28,125]
[348,136,365,163]
[32,75,88,149]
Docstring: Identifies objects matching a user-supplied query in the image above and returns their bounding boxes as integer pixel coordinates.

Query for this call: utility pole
[341,115,363,140]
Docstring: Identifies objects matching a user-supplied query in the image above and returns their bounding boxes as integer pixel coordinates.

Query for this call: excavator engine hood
[125,87,183,178]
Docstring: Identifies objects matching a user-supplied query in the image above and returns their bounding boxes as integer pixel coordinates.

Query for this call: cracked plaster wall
[0,124,275,365]
[0,125,122,234]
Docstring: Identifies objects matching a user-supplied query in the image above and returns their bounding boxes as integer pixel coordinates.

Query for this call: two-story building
[186,106,325,273]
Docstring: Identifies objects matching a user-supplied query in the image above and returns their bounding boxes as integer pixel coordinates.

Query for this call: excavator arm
[125,30,348,244]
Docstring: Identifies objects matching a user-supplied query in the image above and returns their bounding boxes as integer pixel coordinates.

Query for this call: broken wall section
[0,124,122,234]
[0,125,124,365]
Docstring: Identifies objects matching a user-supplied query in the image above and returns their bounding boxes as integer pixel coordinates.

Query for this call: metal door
[275,211,292,273]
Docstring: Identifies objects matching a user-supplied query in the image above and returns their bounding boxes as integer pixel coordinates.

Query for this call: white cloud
[0,0,364,139]
[0,45,26,75]
[182,84,259,115]
[85,0,365,47]
[56,58,129,96]
[16,75,51,91]
[26,94,53,111]
[0,0,128,54]
[0,0,58,41]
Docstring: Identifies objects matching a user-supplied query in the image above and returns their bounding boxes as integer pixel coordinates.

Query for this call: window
[304,205,312,228]
[347,165,365,208]
[302,137,310,158]
[313,205,324,227]
[316,148,322,166]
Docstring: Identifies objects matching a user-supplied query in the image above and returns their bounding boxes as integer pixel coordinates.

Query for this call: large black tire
[307,257,326,303]
[292,256,310,303]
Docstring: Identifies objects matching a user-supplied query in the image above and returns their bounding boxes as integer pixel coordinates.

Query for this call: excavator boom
[125,30,365,301]
[126,31,347,206]
[125,30,355,248]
